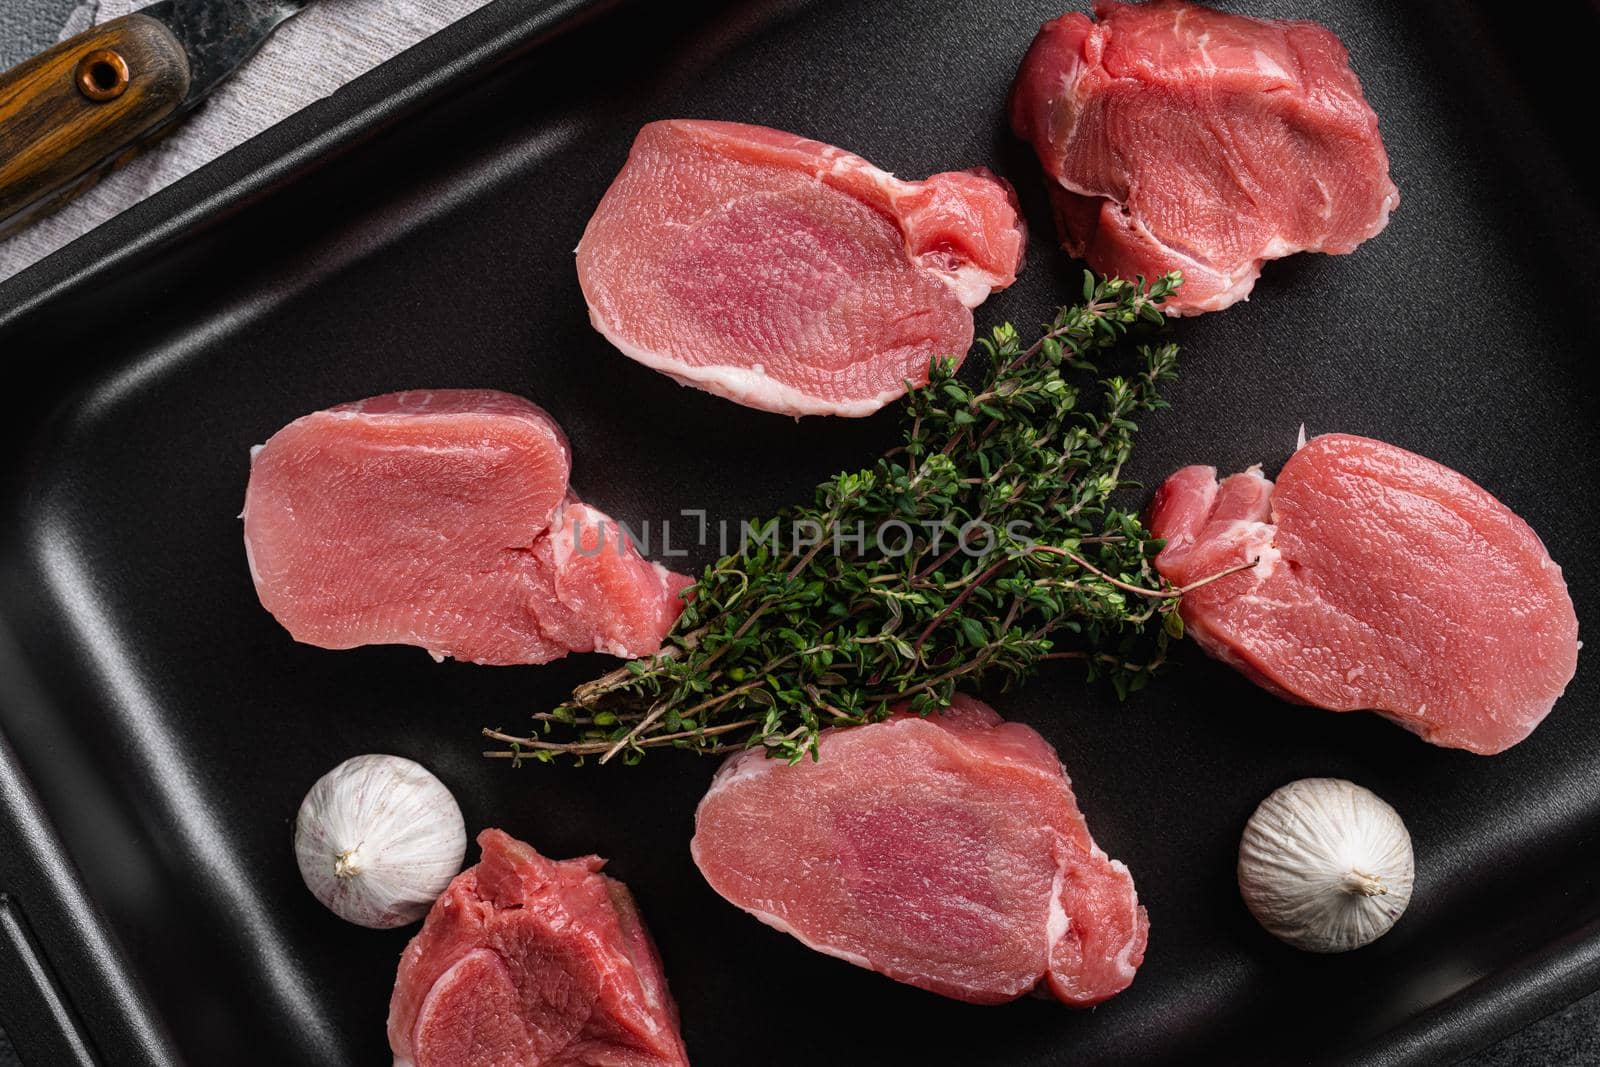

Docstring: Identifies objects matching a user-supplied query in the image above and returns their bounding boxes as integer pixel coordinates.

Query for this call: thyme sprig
[486,271,1186,765]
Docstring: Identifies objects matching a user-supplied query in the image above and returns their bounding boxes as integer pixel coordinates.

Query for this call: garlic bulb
[1238,777,1414,953]
[294,754,467,929]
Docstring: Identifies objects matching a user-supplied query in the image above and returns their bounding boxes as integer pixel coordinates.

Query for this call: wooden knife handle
[0,14,191,229]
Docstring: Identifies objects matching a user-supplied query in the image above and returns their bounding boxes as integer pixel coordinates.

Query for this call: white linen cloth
[0,0,493,282]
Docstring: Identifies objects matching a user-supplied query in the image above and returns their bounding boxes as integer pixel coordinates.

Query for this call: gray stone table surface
[0,4,1595,1066]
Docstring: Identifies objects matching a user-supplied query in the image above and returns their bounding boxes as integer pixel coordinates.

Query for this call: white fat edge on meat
[594,636,636,659]
[241,531,265,587]
[586,305,905,418]
[827,148,1009,309]
[1144,236,1282,316]
[236,445,265,521]
[547,502,591,569]
[1107,209,1268,315]
[318,397,574,466]
[239,448,266,588]
[1105,860,1144,980]
[1045,853,1072,951]
[1214,518,1281,580]
[1257,235,1301,259]
[1042,846,1142,986]
[928,263,1002,309]
[554,501,653,571]
[699,744,782,801]
[1190,465,1278,578]
[1371,190,1401,239]
[1170,255,1264,315]
[1248,497,1282,573]
[732,901,874,971]
[647,559,679,588]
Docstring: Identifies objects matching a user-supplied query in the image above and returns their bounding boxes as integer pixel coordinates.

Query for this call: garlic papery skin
[1238,777,1414,953]
[295,755,467,929]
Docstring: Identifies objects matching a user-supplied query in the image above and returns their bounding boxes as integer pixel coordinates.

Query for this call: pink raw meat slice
[536,500,697,659]
[690,695,1147,1005]
[575,120,1026,416]
[1010,1,1398,314]
[242,390,688,665]
[388,829,689,1067]
[1149,434,1580,754]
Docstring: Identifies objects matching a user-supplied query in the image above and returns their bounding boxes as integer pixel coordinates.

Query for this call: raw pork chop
[1149,434,1579,754]
[243,390,690,665]
[388,829,689,1067]
[691,695,1147,1005]
[1010,1,1399,314]
[576,120,1027,416]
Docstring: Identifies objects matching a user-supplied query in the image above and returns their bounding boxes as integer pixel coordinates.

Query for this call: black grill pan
[1,1,1597,1064]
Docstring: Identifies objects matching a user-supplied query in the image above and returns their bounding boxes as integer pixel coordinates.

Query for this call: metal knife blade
[141,0,311,108]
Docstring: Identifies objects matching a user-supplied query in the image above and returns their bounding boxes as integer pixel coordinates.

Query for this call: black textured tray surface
[1,1,1597,1065]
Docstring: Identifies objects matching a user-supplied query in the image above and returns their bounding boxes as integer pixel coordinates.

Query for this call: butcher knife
[0,0,309,233]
